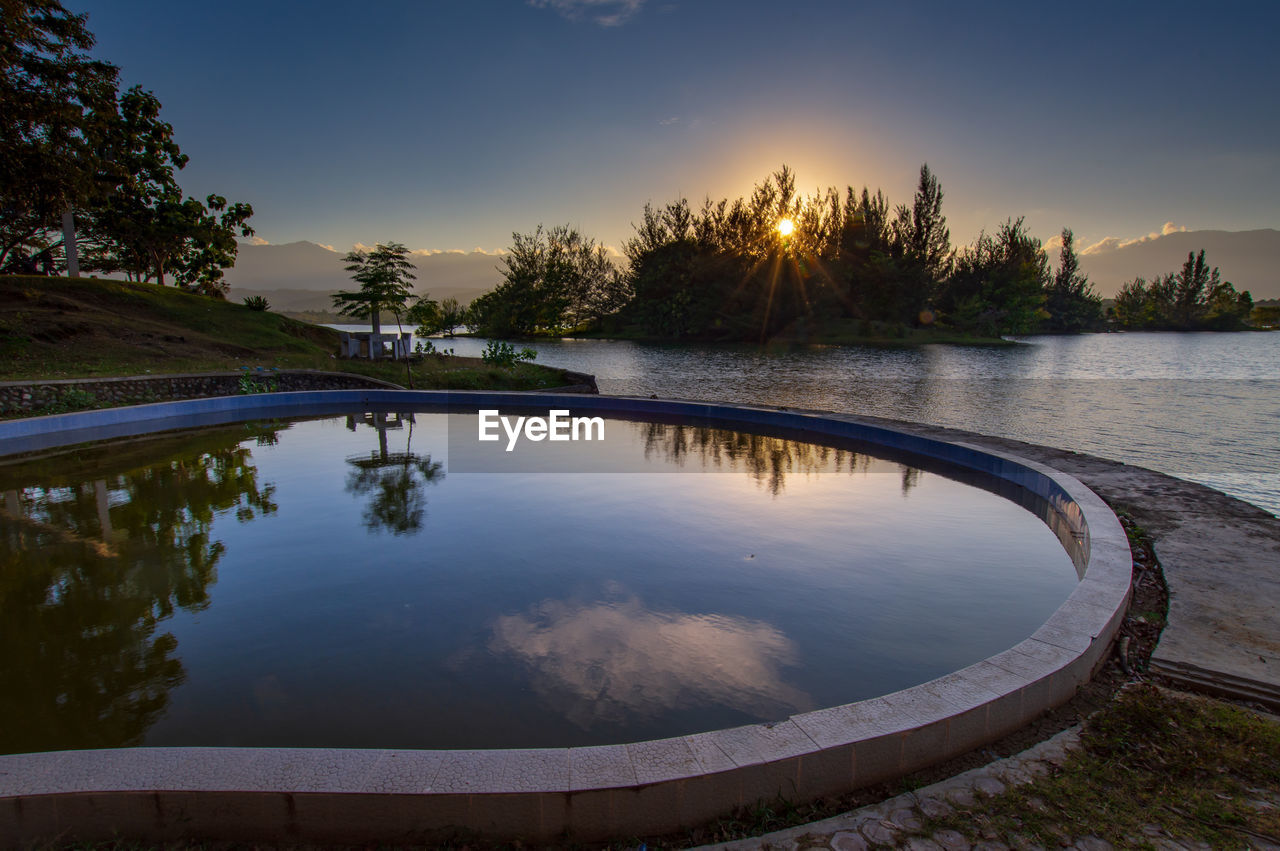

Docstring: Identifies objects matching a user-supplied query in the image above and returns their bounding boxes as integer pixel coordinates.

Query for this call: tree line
[1,1,253,295]
[466,165,1254,340]
[465,165,1101,340]
[1110,250,1253,330]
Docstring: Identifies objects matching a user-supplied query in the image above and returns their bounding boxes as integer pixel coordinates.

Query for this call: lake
[332,327,1280,517]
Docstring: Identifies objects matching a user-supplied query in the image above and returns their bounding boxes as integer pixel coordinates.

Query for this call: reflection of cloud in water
[489,597,811,729]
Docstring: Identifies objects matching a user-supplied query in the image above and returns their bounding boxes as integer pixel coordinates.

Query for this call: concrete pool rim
[0,391,1133,844]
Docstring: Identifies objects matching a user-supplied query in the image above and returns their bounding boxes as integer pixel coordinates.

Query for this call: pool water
[0,410,1079,752]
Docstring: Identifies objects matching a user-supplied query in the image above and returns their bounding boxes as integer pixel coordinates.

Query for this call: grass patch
[923,684,1280,847]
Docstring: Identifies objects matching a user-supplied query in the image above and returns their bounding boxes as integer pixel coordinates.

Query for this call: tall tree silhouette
[1042,228,1102,332]
[892,163,952,280]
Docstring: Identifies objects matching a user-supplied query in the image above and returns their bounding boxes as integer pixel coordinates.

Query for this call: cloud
[407,247,507,257]
[1080,221,1189,256]
[529,0,645,26]
[659,116,680,126]
[248,236,270,245]
[1080,237,1125,255]
[487,595,811,729]
[298,242,505,257]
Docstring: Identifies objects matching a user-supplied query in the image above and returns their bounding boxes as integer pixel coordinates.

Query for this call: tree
[85,191,254,292]
[469,225,626,336]
[76,85,185,278]
[891,163,952,281]
[1111,250,1252,331]
[72,85,251,291]
[1112,277,1153,328]
[0,0,120,267]
[406,294,441,336]
[1,5,253,285]
[1203,278,1253,330]
[408,293,468,338]
[170,194,255,295]
[438,297,466,336]
[881,164,952,324]
[332,242,417,337]
[1042,228,1102,332]
[1172,250,1217,328]
[618,167,848,340]
[944,218,1047,336]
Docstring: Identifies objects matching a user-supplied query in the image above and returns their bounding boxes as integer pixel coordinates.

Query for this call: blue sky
[74,0,1280,254]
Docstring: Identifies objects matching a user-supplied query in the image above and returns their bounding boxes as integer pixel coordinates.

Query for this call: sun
[777,218,794,237]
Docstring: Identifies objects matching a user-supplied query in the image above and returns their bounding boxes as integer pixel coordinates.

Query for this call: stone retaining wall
[0,371,402,416]
[0,369,597,416]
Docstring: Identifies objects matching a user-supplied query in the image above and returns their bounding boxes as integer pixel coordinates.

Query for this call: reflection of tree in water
[344,412,444,535]
[900,465,920,496]
[0,422,280,753]
[637,422,922,496]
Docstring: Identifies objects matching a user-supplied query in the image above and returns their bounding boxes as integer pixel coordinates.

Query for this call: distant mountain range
[224,241,508,316]
[226,229,1280,314]
[1055,228,1279,299]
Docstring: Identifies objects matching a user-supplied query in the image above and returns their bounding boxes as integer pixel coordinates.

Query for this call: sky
[72,0,1280,256]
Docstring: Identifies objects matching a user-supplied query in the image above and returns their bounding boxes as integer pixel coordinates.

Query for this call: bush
[34,387,99,415]
[237,367,278,394]
[481,340,537,367]
[242,295,270,311]
[414,340,455,357]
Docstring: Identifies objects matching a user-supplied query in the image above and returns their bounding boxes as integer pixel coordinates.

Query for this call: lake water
[336,327,1278,517]
[0,411,1078,751]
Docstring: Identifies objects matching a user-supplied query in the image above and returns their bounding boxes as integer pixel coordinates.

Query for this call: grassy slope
[0,275,564,390]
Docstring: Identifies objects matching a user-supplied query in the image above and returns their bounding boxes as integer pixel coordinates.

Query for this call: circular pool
[1,404,1081,754]
[0,392,1132,844]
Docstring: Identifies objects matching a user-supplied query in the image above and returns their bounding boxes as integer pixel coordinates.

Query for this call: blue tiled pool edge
[0,391,1132,845]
